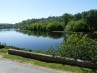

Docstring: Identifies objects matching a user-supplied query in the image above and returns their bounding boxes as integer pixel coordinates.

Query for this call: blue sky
[0,0,97,24]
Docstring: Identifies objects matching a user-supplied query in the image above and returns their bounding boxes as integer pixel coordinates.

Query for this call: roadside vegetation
[46,33,97,62]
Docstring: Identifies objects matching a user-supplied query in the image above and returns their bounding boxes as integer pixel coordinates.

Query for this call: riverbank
[52,31,97,33]
[0,46,97,73]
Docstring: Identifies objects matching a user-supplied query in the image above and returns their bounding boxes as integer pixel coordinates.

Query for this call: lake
[0,29,64,51]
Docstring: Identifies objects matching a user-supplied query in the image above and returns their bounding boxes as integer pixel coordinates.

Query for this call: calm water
[0,29,64,51]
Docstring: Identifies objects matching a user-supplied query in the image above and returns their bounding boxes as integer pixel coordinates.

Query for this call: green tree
[82,9,97,31]
[64,20,74,31]
[74,13,82,21]
[73,19,88,32]
[62,13,73,26]
[65,20,88,32]
[46,21,64,31]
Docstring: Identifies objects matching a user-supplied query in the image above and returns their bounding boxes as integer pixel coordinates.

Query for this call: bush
[46,46,55,56]
[57,33,97,62]
[46,33,97,62]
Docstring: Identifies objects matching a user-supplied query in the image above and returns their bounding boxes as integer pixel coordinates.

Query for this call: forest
[14,9,97,32]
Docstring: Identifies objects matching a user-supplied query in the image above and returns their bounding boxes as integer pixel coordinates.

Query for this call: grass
[0,48,97,73]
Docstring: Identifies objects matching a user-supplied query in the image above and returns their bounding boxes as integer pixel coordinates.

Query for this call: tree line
[14,9,97,32]
[0,24,13,29]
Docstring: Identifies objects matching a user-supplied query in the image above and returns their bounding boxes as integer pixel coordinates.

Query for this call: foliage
[65,20,88,32]
[72,19,87,32]
[14,16,64,31]
[62,13,73,26]
[0,9,97,32]
[45,46,56,56]
[64,20,75,31]
[46,33,97,62]
[46,21,64,31]
[82,9,97,31]
[73,13,82,21]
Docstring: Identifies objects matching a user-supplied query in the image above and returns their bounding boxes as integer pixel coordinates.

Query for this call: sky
[0,0,97,24]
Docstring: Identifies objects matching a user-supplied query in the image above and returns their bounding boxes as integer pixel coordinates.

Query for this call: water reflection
[16,30,64,39]
[0,29,64,51]
[1,29,97,51]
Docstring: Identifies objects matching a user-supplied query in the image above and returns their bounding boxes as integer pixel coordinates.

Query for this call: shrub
[46,33,97,62]
[57,33,97,62]
[46,46,55,56]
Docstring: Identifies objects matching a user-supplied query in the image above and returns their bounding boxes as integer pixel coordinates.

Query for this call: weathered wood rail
[8,49,97,69]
